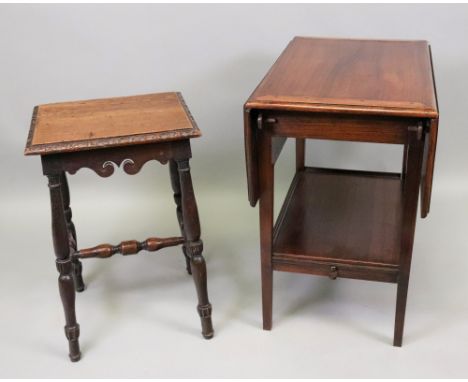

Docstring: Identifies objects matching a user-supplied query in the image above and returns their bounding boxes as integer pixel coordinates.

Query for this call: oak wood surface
[27,89,213,360]
[246,37,438,118]
[39,135,213,361]
[25,92,200,155]
[273,167,402,268]
[41,140,192,178]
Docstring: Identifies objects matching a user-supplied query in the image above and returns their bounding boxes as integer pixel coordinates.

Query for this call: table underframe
[256,112,427,346]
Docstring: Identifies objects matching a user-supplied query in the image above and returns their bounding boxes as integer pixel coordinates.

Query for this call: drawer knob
[265,117,277,124]
[329,266,338,280]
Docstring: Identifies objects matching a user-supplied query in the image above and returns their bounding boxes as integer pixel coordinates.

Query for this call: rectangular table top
[25,92,200,155]
[246,37,438,118]
[244,36,439,216]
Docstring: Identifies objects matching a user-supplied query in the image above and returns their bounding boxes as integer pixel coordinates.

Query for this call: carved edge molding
[176,92,201,133]
[25,128,200,156]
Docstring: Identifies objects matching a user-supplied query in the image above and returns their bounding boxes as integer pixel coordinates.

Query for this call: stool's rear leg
[176,158,214,339]
[60,173,85,292]
[169,160,192,275]
[47,174,81,362]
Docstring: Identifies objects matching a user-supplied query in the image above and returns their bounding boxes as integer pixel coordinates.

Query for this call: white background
[1,4,467,378]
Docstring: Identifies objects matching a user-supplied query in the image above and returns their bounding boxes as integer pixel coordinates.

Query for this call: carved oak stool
[24,92,214,362]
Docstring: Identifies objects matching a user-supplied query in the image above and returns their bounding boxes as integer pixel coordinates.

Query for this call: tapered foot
[58,262,81,363]
[261,267,273,331]
[65,325,81,361]
[393,281,409,347]
[198,304,214,339]
[263,322,272,331]
[190,247,214,339]
[69,352,81,362]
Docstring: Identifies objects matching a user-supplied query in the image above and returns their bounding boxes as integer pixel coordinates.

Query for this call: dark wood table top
[244,36,439,211]
[246,36,438,119]
[25,92,201,155]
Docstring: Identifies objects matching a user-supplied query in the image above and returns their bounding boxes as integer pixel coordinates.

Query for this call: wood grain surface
[273,167,402,268]
[246,37,438,118]
[25,92,200,155]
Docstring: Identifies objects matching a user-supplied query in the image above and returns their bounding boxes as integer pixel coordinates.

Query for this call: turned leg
[296,138,305,172]
[47,174,81,361]
[169,160,192,275]
[394,125,424,347]
[176,158,214,339]
[60,173,85,292]
[259,129,274,330]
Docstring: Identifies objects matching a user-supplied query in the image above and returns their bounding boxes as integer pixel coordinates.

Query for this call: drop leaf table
[244,37,439,346]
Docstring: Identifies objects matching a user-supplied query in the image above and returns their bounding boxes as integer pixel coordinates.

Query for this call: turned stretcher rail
[73,236,185,259]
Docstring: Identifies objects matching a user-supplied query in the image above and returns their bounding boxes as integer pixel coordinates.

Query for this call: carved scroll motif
[100,158,137,177]
[67,157,171,177]
[41,141,192,178]
[64,150,172,178]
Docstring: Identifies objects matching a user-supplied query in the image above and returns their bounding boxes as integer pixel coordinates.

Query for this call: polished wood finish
[421,118,438,217]
[41,140,191,178]
[75,237,185,259]
[420,46,439,218]
[60,173,85,292]
[245,37,439,211]
[295,138,305,171]
[394,125,425,346]
[274,168,402,270]
[244,108,259,206]
[266,112,414,144]
[176,159,214,339]
[26,92,213,361]
[244,37,439,346]
[25,92,201,155]
[169,160,192,275]
[259,126,274,330]
[246,37,437,118]
[47,173,81,362]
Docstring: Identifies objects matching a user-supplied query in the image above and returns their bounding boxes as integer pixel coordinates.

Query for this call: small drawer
[264,111,410,144]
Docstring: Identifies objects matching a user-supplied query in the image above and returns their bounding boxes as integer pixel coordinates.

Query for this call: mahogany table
[244,37,439,346]
[25,92,214,361]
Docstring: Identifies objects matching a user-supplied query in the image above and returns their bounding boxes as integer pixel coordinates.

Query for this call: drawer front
[264,111,416,144]
[272,255,399,283]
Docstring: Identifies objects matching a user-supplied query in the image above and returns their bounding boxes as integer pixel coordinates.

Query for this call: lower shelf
[273,167,403,283]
